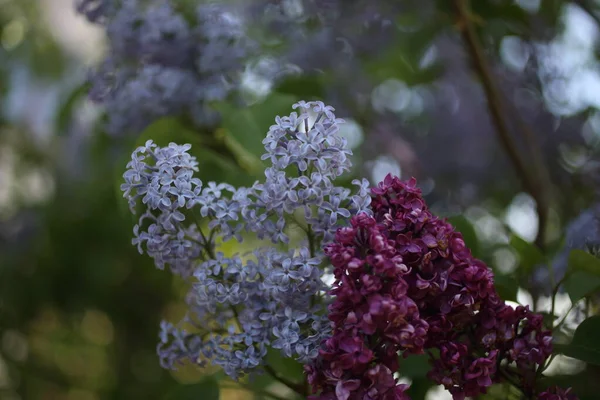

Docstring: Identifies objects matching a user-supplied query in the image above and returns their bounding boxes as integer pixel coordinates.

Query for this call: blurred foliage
[3,0,600,399]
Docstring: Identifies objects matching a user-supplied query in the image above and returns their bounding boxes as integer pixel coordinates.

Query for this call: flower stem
[307,224,316,258]
[264,364,307,397]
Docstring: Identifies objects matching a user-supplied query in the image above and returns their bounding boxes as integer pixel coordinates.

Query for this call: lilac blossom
[76,0,253,135]
[121,101,370,380]
[308,175,566,400]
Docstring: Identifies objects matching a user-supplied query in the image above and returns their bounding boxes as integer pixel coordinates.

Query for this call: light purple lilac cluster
[121,101,371,379]
[307,175,570,400]
[76,0,253,135]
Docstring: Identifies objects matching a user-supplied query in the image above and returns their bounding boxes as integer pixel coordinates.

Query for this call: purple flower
[463,351,498,394]
[309,175,566,400]
[308,206,426,398]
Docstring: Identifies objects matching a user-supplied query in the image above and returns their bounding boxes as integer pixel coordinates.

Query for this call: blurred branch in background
[453,0,552,250]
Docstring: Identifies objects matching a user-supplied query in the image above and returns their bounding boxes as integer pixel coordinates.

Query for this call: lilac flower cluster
[305,211,416,400]
[308,175,568,400]
[76,0,253,135]
[121,101,371,379]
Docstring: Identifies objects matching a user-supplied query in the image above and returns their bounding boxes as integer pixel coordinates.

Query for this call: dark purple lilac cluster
[305,211,416,400]
[307,175,567,400]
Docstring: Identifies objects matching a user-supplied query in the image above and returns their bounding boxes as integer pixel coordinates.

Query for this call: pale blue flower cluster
[76,0,252,135]
[121,101,371,379]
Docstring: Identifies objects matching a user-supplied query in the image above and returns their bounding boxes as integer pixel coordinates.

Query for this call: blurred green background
[3,0,600,399]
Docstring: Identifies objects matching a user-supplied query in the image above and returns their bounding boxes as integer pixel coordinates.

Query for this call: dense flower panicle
[120,140,202,276]
[77,0,253,135]
[121,102,370,380]
[156,246,330,379]
[308,175,566,400]
[255,100,369,242]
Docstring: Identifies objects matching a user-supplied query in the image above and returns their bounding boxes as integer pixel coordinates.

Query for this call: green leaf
[163,376,220,400]
[509,234,544,278]
[276,75,325,99]
[484,382,523,399]
[29,36,68,78]
[563,250,600,303]
[214,93,299,160]
[214,127,265,178]
[398,354,431,379]
[447,215,480,258]
[406,377,435,400]
[134,117,203,149]
[564,271,600,304]
[567,250,600,277]
[264,348,304,385]
[493,273,519,302]
[553,316,600,366]
[471,1,529,31]
[538,312,557,328]
[246,371,275,392]
[538,0,563,25]
[54,82,90,135]
[363,21,443,84]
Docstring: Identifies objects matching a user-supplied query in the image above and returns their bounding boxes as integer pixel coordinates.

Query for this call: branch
[264,364,307,397]
[504,100,553,249]
[453,0,550,249]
